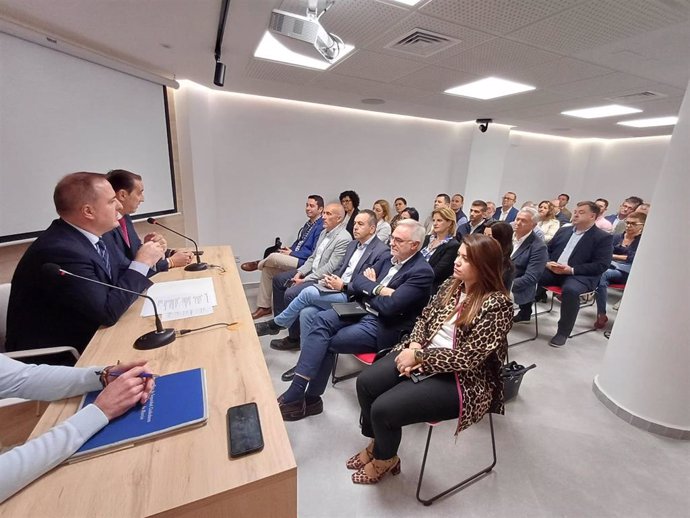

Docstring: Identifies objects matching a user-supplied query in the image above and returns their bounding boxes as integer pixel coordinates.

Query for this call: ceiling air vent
[606,91,667,103]
[385,28,461,57]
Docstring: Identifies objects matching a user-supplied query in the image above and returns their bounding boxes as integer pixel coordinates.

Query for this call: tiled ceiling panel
[419,0,586,35]
[309,72,432,103]
[507,56,614,88]
[244,58,321,85]
[509,0,690,54]
[317,0,410,47]
[550,71,658,98]
[435,36,562,76]
[392,66,479,92]
[328,49,425,82]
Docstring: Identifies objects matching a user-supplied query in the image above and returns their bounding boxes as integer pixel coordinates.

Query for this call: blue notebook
[71,368,208,461]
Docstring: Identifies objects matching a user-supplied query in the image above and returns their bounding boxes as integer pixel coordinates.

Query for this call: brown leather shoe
[277,396,306,421]
[241,260,260,272]
[594,314,608,329]
[251,307,272,319]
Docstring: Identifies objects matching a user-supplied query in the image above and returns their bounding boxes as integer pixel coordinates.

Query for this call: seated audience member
[276,220,434,421]
[537,200,561,242]
[553,198,571,225]
[6,172,164,354]
[256,210,387,339]
[106,169,193,272]
[635,202,650,215]
[494,192,519,223]
[534,201,613,347]
[242,195,324,319]
[349,234,513,484]
[484,201,497,224]
[456,200,488,240]
[521,201,537,209]
[400,207,419,221]
[558,193,572,220]
[605,196,643,235]
[483,221,515,290]
[421,207,460,293]
[0,356,153,503]
[269,203,351,350]
[594,198,614,233]
[450,193,468,225]
[340,190,361,237]
[372,199,392,243]
[594,212,645,329]
[424,193,451,234]
[511,208,549,322]
[390,197,407,230]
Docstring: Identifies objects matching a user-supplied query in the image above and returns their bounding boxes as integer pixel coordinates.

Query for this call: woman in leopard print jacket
[348,234,513,485]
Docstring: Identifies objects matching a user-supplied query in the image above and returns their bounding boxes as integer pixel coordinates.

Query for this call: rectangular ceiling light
[617,116,678,127]
[561,104,642,119]
[444,77,536,100]
[254,31,354,70]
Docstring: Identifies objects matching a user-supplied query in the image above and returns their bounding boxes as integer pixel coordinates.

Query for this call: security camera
[476,118,492,133]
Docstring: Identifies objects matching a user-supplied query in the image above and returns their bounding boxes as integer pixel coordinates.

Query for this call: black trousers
[356,352,459,460]
[538,270,598,336]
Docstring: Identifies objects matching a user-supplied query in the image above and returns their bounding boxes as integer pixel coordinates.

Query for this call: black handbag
[501,361,536,402]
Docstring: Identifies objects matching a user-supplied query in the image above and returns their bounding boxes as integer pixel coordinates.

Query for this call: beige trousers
[256,252,299,308]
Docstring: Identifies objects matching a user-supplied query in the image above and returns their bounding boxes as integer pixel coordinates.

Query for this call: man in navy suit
[604,196,643,234]
[536,201,613,347]
[106,169,193,273]
[6,172,165,355]
[494,192,519,223]
[511,208,549,322]
[257,210,388,341]
[276,219,434,421]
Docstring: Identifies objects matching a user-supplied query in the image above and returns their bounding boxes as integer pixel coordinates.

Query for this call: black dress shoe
[304,396,323,417]
[281,366,296,382]
[270,337,300,351]
[513,311,532,324]
[278,397,306,421]
[255,320,284,336]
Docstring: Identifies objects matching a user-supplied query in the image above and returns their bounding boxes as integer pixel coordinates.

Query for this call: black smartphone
[411,371,437,384]
[227,402,264,458]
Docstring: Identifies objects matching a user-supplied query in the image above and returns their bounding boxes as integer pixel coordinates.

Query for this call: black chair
[508,299,539,347]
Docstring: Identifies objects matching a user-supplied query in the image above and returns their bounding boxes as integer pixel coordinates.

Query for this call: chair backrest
[0,283,11,352]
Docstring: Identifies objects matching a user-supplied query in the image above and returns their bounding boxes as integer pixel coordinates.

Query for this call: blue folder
[71,368,207,461]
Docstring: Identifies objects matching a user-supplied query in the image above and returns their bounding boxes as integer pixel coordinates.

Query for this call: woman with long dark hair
[484,220,515,290]
[350,234,513,484]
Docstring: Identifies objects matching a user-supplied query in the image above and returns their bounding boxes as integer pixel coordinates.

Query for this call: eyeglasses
[389,236,412,245]
[502,197,515,201]
[625,222,643,226]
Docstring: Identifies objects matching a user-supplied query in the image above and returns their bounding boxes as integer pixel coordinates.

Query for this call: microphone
[147,217,207,272]
[42,263,176,350]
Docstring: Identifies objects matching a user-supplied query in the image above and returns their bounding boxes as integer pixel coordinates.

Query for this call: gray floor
[246,287,689,518]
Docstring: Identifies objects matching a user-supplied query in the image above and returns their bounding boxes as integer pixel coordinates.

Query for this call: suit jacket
[511,232,548,305]
[297,224,352,282]
[494,206,518,223]
[345,208,360,238]
[546,225,613,289]
[422,235,460,293]
[456,220,486,241]
[6,219,153,352]
[350,251,434,346]
[290,217,324,266]
[555,211,570,225]
[337,237,390,291]
[109,214,168,274]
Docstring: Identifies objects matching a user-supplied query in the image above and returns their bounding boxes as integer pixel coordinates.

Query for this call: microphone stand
[147,218,208,271]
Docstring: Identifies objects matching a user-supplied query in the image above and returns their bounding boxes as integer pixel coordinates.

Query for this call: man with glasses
[605,196,643,235]
[534,201,612,347]
[495,192,519,223]
[276,219,434,421]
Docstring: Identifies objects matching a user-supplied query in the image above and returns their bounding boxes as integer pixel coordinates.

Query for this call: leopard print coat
[393,277,513,434]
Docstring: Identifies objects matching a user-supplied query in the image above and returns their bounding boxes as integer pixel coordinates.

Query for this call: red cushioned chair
[331,352,377,385]
[537,285,597,338]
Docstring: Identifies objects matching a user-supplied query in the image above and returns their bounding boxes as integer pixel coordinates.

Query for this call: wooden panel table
[0,246,296,518]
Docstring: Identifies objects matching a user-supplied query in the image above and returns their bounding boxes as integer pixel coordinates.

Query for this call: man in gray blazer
[511,208,549,322]
[269,203,352,349]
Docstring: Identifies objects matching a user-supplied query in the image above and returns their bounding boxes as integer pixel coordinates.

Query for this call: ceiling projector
[269,6,343,63]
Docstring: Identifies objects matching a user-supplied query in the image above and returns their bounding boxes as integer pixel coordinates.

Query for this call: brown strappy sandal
[351,456,401,484]
[346,440,375,470]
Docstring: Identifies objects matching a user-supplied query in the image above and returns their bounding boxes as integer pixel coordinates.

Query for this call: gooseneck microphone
[42,263,176,350]
[147,217,208,272]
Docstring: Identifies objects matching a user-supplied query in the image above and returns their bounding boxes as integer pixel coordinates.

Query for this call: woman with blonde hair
[372,199,392,243]
[536,200,560,243]
[350,234,513,484]
[420,206,460,293]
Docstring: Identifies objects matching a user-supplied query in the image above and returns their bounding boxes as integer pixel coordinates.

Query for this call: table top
[0,246,296,517]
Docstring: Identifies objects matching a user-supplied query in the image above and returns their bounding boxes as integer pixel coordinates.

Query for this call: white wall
[173,81,673,282]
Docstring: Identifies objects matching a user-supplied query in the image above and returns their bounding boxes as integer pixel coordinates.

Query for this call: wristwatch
[342,282,348,292]
[413,349,424,364]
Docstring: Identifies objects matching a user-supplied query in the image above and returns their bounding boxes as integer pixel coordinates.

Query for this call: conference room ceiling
[1,0,688,138]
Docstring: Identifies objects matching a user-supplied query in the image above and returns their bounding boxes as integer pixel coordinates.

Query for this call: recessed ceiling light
[617,116,678,128]
[254,31,354,70]
[561,104,642,119]
[444,77,536,100]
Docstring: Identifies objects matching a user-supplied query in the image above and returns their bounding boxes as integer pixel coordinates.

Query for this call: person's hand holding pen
[95,361,156,420]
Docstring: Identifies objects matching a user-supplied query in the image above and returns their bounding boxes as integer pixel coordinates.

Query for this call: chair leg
[509,300,539,347]
[568,292,597,337]
[416,414,497,506]
[330,353,363,386]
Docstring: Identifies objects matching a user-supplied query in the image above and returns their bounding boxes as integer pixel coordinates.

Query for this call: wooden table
[0,246,297,518]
